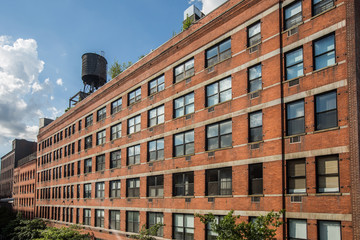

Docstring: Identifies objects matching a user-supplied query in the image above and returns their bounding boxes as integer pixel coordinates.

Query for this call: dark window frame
[95,182,105,198]
[285,47,304,80]
[110,150,121,169]
[127,145,141,165]
[284,1,303,30]
[85,114,93,128]
[173,214,194,240]
[286,159,306,194]
[96,130,106,145]
[147,175,164,198]
[148,75,165,95]
[84,183,91,198]
[248,64,262,93]
[174,58,195,83]
[174,92,195,118]
[249,163,263,195]
[288,219,308,240]
[173,130,195,157]
[84,158,92,173]
[148,105,165,127]
[111,98,122,114]
[206,76,232,107]
[315,90,337,131]
[128,87,141,105]
[110,180,121,198]
[206,120,232,151]
[147,212,164,237]
[247,21,261,47]
[249,111,263,142]
[111,123,122,140]
[286,100,305,136]
[83,209,91,225]
[95,209,104,228]
[126,211,140,233]
[173,172,194,197]
[109,210,120,230]
[84,135,92,149]
[313,33,336,70]
[312,0,334,16]
[206,168,232,196]
[127,178,140,198]
[316,155,339,193]
[205,38,231,67]
[128,115,141,134]
[96,154,105,172]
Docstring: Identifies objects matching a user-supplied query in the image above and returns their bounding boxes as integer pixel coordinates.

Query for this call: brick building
[35,0,360,239]
[0,139,37,198]
[12,153,37,219]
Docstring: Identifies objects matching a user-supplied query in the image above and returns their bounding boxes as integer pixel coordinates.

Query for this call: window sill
[172,196,195,199]
[127,131,141,137]
[173,153,195,160]
[127,163,141,167]
[174,75,195,85]
[313,126,340,134]
[283,75,304,84]
[205,56,232,70]
[248,89,263,95]
[148,159,165,164]
[248,140,264,145]
[312,63,338,74]
[128,101,141,108]
[285,193,307,197]
[205,146,233,153]
[148,90,164,99]
[246,42,262,50]
[206,99,232,110]
[173,112,194,121]
[148,122,165,130]
[126,197,140,199]
[206,195,233,198]
[315,192,341,196]
[147,196,164,199]
[248,194,264,197]
[311,5,336,20]
[281,22,304,34]
[284,133,306,139]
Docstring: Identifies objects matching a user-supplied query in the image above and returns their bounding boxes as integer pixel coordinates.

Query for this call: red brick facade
[36,0,359,239]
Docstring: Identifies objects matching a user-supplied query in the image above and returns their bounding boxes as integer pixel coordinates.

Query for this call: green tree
[108,60,133,79]
[36,225,92,240]
[10,218,46,240]
[129,223,164,240]
[195,210,283,240]
[183,15,193,31]
[0,207,17,238]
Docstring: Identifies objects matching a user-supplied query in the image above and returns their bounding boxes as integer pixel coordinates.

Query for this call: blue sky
[0,0,227,164]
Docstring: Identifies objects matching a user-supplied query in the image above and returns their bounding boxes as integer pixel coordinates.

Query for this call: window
[127,211,140,233]
[248,22,261,47]
[96,130,106,145]
[127,178,140,198]
[110,210,120,230]
[85,135,92,149]
[248,64,262,93]
[78,140,81,152]
[147,175,164,197]
[285,48,303,80]
[110,150,121,169]
[287,159,306,193]
[206,168,232,196]
[85,114,93,127]
[288,219,307,240]
[111,123,122,140]
[97,107,106,122]
[148,105,164,127]
[96,155,105,171]
[84,158,92,173]
[249,163,263,195]
[78,120,82,131]
[315,91,337,130]
[314,34,335,70]
[111,98,122,114]
[127,145,140,165]
[206,77,232,107]
[206,38,231,67]
[148,138,164,161]
[174,92,194,118]
[318,221,341,240]
[286,100,305,136]
[95,209,104,228]
[95,182,105,198]
[128,87,141,105]
[110,180,121,198]
[207,216,224,240]
[249,111,262,142]
[83,209,91,225]
[206,120,232,151]
[77,184,80,198]
[174,130,194,157]
[284,1,302,30]
[128,115,141,134]
[84,184,91,198]
[313,0,334,16]
[174,58,194,83]
[316,155,339,193]
[148,212,163,237]
[149,75,165,95]
[173,214,194,240]
[173,172,194,196]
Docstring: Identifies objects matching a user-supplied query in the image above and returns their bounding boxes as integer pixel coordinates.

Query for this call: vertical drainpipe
[278,0,286,239]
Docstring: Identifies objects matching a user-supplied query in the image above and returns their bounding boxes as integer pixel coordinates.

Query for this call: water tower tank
[81,53,107,89]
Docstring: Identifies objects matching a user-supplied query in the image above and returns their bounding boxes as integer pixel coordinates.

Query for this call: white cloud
[56,78,63,86]
[50,96,54,100]
[188,0,228,14]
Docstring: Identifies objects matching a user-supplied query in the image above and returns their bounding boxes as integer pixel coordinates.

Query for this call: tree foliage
[129,223,164,240]
[195,210,284,240]
[36,225,91,240]
[10,218,46,240]
[108,60,133,79]
[183,15,193,31]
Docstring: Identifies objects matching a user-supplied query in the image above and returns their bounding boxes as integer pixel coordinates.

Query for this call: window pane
[220,89,232,102]
[220,121,232,135]
[219,39,231,53]
[185,131,194,143]
[207,47,218,60]
[249,78,262,92]
[286,48,303,67]
[221,134,232,148]
[289,219,307,239]
[315,51,335,70]
[175,134,184,146]
[287,101,304,119]
[285,1,302,19]
[319,221,341,240]
[207,95,219,107]
[207,124,218,138]
[250,112,262,128]
[316,91,337,112]
[249,23,261,37]
[316,111,337,130]
[207,83,218,96]
[249,65,262,80]
[185,59,194,71]
[175,98,184,108]
[315,35,335,56]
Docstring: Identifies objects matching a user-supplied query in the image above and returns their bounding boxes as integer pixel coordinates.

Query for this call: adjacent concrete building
[35,0,360,239]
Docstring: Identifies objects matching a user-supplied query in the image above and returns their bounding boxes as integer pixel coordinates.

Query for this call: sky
[0,0,227,166]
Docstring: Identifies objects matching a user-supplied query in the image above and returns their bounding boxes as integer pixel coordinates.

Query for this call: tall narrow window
[286,100,305,136]
[315,91,337,130]
[111,98,122,114]
[128,115,141,134]
[206,38,231,67]
[147,175,164,197]
[174,92,194,118]
[148,138,164,161]
[148,212,164,237]
[110,210,120,230]
[285,48,303,80]
[249,111,263,142]
[149,75,165,95]
[97,107,106,121]
[313,0,334,16]
[248,64,262,93]
[287,159,306,193]
[128,87,141,105]
[85,114,93,127]
[284,1,302,30]
[174,130,194,157]
[206,77,232,107]
[78,120,82,131]
[127,145,140,165]
[111,123,122,140]
[84,158,92,173]
[95,182,105,198]
[148,105,165,127]
[173,172,194,197]
[249,163,263,195]
[173,214,194,240]
[288,219,307,240]
[110,180,121,198]
[206,120,232,151]
[95,209,104,228]
[314,34,335,70]
[96,154,105,171]
[84,184,91,198]
[83,209,91,225]
[84,135,92,149]
[207,216,224,240]
[174,58,194,83]
[316,155,339,193]
[318,221,341,240]
[206,168,232,196]
[127,178,140,198]
[248,22,261,47]
[127,211,140,233]
[96,130,106,145]
[110,150,121,169]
